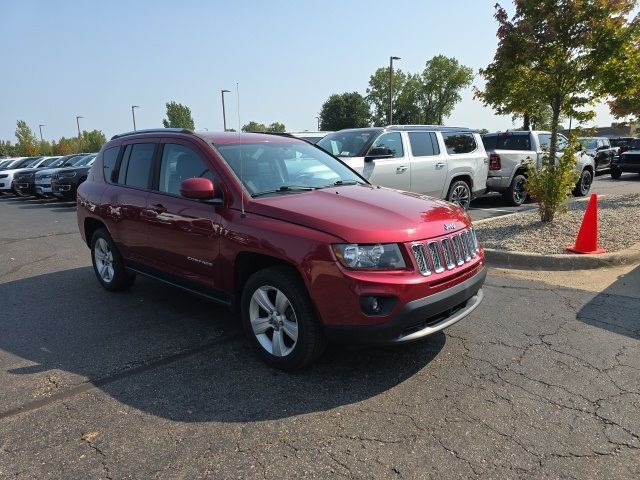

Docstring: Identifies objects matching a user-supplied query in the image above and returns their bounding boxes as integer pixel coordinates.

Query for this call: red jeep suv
[77,129,486,369]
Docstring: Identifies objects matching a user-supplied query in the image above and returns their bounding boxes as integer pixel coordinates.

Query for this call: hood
[247,184,471,244]
[57,165,91,173]
[36,168,63,176]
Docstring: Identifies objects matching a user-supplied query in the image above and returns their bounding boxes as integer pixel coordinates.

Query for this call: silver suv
[317,126,488,210]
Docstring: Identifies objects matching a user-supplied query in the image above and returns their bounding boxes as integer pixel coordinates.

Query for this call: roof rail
[110,128,193,140]
[386,124,472,132]
[245,131,295,138]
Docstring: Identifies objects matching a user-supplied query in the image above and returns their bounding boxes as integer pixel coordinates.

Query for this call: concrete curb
[484,243,640,270]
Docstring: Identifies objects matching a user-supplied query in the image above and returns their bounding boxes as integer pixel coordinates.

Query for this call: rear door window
[442,132,477,154]
[408,132,440,156]
[118,143,156,189]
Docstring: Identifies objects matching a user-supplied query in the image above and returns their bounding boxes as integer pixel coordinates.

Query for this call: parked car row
[612,137,640,179]
[0,153,97,199]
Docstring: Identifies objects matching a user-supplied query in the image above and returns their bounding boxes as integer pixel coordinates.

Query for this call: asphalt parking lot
[0,177,639,479]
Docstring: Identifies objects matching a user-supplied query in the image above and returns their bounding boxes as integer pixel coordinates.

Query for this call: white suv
[317,126,488,209]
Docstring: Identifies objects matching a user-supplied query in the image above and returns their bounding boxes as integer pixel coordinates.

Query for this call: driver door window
[370,132,404,158]
[158,144,214,196]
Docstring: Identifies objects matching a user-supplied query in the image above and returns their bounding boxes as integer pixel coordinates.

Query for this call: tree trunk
[523,113,531,130]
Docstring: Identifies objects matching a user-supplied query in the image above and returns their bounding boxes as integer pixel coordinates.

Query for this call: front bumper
[613,162,640,173]
[323,265,486,345]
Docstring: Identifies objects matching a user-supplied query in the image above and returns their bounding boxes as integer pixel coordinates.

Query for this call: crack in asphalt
[0,231,78,246]
[0,332,241,421]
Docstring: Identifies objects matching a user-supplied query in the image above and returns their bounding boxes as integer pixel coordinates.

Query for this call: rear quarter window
[442,132,477,154]
[482,134,531,150]
[408,132,440,156]
[102,146,120,183]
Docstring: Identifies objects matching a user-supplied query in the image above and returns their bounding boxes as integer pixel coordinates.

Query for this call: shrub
[525,134,580,222]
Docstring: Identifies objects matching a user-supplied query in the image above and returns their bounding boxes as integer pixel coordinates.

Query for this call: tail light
[489,153,501,170]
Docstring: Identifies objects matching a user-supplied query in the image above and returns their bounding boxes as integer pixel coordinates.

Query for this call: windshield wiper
[318,180,362,188]
[253,185,315,197]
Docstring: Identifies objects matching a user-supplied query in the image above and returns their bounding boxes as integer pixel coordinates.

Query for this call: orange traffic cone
[565,194,606,254]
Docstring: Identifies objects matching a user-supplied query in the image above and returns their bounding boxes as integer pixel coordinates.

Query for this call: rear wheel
[446,180,471,210]
[502,174,527,206]
[90,228,135,292]
[241,266,326,370]
[573,169,592,196]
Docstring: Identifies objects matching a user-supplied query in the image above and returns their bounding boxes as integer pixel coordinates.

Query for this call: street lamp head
[76,116,83,120]
[132,105,140,109]
[222,89,230,93]
[39,124,45,127]
[391,56,401,60]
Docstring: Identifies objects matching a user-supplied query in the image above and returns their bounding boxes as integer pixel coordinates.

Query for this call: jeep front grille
[411,228,479,276]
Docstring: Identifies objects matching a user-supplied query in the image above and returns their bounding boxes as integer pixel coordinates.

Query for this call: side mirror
[364,147,394,162]
[180,177,215,200]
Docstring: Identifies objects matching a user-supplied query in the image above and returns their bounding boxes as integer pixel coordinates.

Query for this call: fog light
[360,296,397,316]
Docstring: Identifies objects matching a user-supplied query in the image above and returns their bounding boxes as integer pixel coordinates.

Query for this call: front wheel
[91,228,135,292]
[446,180,471,210]
[241,266,326,370]
[573,169,592,197]
[611,167,622,180]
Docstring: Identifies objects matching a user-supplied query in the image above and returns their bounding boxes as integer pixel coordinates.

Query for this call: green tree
[0,140,16,157]
[268,122,286,133]
[81,129,107,152]
[162,101,195,130]
[477,0,640,221]
[419,55,474,124]
[39,140,54,156]
[366,67,408,126]
[242,121,268,132]
[319,92,371,131]
[54,137,80,155]
[15,120,39,156]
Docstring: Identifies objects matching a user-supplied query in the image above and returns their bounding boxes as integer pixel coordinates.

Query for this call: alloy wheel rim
[249,286,298,357]
[94,238,115,283]
[514,179,526,204]
[581,172,591,194]
[450,184,470,209]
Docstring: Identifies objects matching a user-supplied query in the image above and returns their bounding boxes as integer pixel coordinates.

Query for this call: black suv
[51,154,97,199]
[612,138,640,179]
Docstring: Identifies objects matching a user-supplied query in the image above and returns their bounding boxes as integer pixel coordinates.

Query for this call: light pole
[76,116,83,151]
[38,124,45,143]
[221,89,230,131]
[388,56,401,126]
[316,116,320,131]
[131,105,140,131]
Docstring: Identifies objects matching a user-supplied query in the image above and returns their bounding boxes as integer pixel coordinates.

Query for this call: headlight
[60,172,77,178]
[332,243,406,270]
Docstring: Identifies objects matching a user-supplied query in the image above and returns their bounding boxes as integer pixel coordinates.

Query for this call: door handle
[150,203,167,214]
[396,166,408,173]
[435,162,445,168]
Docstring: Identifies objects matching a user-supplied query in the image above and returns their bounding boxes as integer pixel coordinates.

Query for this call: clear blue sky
[0,0,618,142]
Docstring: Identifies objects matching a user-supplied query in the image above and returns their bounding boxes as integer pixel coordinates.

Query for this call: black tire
[611,167,622,180]
[90,228,135,292]
[241,266,326,370]
[446,179,471,210]
[573,169,592,197]
[502,174,527,206]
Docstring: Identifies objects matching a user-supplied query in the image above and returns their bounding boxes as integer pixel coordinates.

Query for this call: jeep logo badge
[444,223,456,231]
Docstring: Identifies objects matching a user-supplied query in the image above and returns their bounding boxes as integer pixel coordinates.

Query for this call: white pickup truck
[481,131,595,206]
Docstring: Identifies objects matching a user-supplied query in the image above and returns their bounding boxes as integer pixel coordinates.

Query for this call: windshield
[578,138,597,150]
[39,157,61,167]
[0,160,11,168]
[317,130,379,157]
[215,142,366,196]
[482,134,531,151]
[73,154,96,166]
[629,139,640,150]
[60,155,84,167]
[13,158,38,168]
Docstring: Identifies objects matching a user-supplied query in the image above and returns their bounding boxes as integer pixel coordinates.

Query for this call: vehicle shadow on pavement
[576,264,640,340]
[0,267,444,422]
